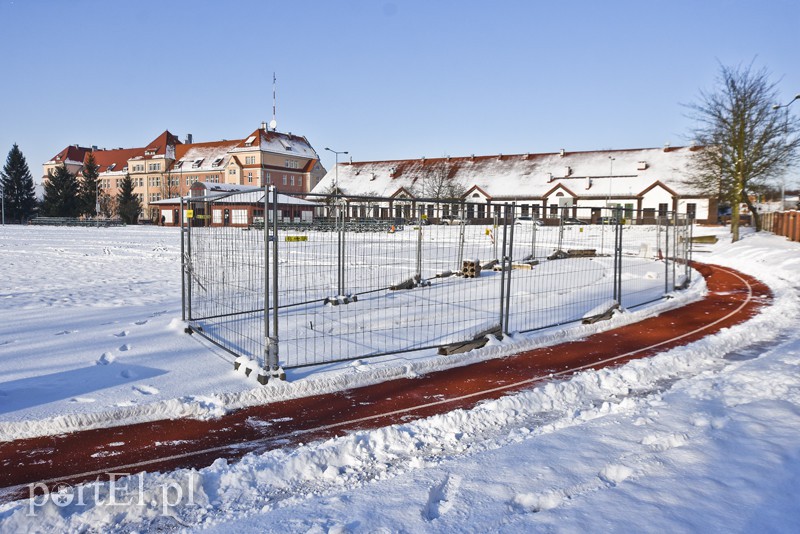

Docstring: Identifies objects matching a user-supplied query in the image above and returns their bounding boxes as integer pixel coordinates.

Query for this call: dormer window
[244,135,256,147]
[192,158,204,168]
[174,161,183,169]
[212,157,224,167]
[107,163,116,171]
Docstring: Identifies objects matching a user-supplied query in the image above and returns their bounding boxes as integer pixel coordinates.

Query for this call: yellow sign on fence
[285,235,308,242]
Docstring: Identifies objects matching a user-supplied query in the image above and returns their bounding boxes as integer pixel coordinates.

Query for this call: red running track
[0,262,772,502]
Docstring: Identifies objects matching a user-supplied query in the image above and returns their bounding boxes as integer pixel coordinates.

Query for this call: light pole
[607,156,615,207]
[1,183,5,225]
[324,147,348,193]
[325,147,349,297]
[772,93,798,210]
[772,94,799,110]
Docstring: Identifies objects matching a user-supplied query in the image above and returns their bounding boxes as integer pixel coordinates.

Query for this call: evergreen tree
[1,143,38,223]
[116,174,141,224]
[41,165,80,217]
[79,152,102,217]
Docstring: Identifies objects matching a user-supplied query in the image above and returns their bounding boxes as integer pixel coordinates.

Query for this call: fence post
[499,203,509,335]
[271,187,280,375]
[337,198,345,296]
[262,184,270,373]
[416,220,423,282]
[180,195,186,322]
[672,210,678,289]
[664,215,670,296]
[612,206,623,305]
[456,219,466,272]
[504,203,515,333]
[186,197,193,322]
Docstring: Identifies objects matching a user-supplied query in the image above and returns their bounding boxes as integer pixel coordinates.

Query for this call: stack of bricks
[462,259,481,278]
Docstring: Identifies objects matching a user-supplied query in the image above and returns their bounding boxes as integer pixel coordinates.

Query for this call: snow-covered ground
[1,224,800,532]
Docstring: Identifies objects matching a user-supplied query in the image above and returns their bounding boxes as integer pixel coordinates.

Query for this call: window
[107,163,116,171]
[658,203,668,217]
[245,156,256,165]
[149,176,161,187]
[298,176,303,188]
[133,164,144,173]
[265,172,271,184]
[148,162,161,171]
[285,159,299,169]
[686,203,697,219]
[282,175,287,185]
[212,157,224,167]
[290,175,295,186]
[192,158,203,168]
[247,172,253,182]
[229,168,236,175]
[244,135,256,147]
[232,209,247,225]
[174,161,184,169]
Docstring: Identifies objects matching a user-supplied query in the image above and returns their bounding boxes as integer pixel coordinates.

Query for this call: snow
[1,223,800,532]
[311,146,704,200]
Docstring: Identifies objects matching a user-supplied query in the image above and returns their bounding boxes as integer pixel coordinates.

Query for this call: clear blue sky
[1,0,798,189]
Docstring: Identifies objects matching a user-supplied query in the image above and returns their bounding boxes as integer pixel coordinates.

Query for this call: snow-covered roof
[173,140,241,173]
[311,146,707,200]
[232,128,319,159]
[152,183,318,206]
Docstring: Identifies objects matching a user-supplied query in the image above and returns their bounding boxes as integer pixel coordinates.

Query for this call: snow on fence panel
[182,190,692,374]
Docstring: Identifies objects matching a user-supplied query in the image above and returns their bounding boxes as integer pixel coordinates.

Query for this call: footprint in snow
[70,397,96,403]
[135,320,148,326]
[96,352,116,365]
[55,330,73,336]
[423,474,462,521]
[120,369,136,379]
[119,344,131,352]
[114,331,129,338]
[133,384,159,395]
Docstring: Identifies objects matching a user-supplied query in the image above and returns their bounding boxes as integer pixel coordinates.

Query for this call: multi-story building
[43,124,326,221]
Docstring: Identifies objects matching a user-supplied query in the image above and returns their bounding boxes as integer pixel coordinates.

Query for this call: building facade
[310,146,717,224]
[43,124,326,221]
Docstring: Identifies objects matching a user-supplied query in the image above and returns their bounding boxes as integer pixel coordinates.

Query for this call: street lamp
[324,147,348,192]
[772,93,798,210]
[1,182,5,225]
[607,156,615,206]
[772,94,800,110]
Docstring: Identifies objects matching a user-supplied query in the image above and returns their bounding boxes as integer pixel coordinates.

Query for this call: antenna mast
[269,72,278,131]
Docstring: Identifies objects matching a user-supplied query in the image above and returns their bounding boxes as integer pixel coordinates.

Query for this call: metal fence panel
[183,192,692,371]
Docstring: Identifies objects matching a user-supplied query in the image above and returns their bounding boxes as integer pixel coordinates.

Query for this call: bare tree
[686,63,800,241]
[414,160,467,219]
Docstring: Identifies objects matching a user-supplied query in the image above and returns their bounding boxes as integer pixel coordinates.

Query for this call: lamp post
[772,94,799,110]
[607,156,615,207]
[772,93,798,211]
[324,147,348,193]
[1,182,5,225]
[325,147,349,297]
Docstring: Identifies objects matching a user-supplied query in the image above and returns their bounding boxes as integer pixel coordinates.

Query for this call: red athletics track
[0,262,772,503]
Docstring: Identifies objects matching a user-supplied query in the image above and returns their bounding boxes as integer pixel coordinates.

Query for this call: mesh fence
[182,191,692,371]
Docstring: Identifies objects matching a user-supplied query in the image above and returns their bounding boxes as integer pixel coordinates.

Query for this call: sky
[1,0,799,189]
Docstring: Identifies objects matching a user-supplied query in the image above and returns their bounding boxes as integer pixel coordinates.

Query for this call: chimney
[559,148,566,157]
[185,134,193,144]
[92,145,98,151]
[261,121,267,131]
